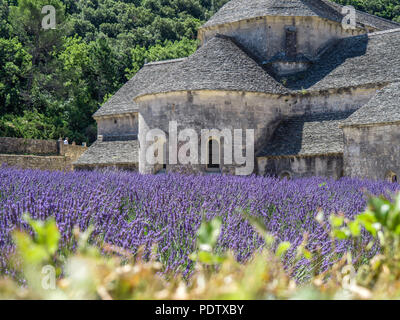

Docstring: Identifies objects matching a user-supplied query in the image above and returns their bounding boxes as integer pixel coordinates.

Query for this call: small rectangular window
[285,26,297,58]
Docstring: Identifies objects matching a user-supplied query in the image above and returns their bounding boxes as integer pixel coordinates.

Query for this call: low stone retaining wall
[0,154,68,171]
[0,137,88,171]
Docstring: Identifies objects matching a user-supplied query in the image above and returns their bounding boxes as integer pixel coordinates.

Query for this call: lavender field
[0,166,399,281]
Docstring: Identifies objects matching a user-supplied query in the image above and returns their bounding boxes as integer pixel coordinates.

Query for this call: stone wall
[74,163,138,172]
[343,124,400,180]
[96,113,138,140]
[257,154,344,179]
[134,85,378,175]
[198,16,366,63]
[0,137,58,155]
[0,137,87,171]
[136,90,287,174]
[289,86,378,117]
[62,144,89,162]
[0,154,68,171]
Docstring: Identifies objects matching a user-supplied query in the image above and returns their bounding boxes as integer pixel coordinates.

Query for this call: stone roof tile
[258,111,354,157]
[93,58,186,117]
[73,140,139,165]
[287,29,400,91]
[202,0,400,30]
[341,82,400,127]
[136,35,289,98]
[202,0,344,29]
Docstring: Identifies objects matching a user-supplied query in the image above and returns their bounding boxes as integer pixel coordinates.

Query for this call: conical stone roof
[135,35,288,99]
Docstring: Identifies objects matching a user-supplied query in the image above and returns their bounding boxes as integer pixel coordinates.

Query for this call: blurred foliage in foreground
[3,193,400,300]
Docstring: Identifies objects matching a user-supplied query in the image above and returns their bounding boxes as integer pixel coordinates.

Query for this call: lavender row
[0,166,399,279]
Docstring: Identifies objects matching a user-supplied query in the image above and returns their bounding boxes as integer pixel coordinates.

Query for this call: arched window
[155,138,167,174]
[386,171,398,183]
[207,139,220,170]
[279,171,292,180]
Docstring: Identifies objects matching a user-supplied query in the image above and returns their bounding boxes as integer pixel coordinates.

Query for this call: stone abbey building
[75,0,400,181]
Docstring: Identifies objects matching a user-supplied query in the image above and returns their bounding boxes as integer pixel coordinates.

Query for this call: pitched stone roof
[340,82,400,127]
[73,140,139,166]
[202,0,400,30]
[258,111,354,157]
[136,35,288,98]
[202,0,344,29]
[287,29,400,92]
[93,58,186,117]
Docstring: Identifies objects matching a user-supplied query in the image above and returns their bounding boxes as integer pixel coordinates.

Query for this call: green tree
[7,0,70,116]
[9,0,68,67]
[334,0,400,22]
[0,0,11,38]
[126,37,198,77]
[0,37,32,115]
[0,109,60,139]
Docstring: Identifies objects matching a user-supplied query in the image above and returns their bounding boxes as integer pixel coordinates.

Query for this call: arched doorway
[207,139,220,171]
[155,138,167,174]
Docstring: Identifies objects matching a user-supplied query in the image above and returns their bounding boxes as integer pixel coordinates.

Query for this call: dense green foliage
[0,0,398,143]
[335,0,400,22]
[0,0,218,143]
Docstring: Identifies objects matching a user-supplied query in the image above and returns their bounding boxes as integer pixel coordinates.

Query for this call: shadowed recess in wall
[284,34,369,90]
[258,111,355,157]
